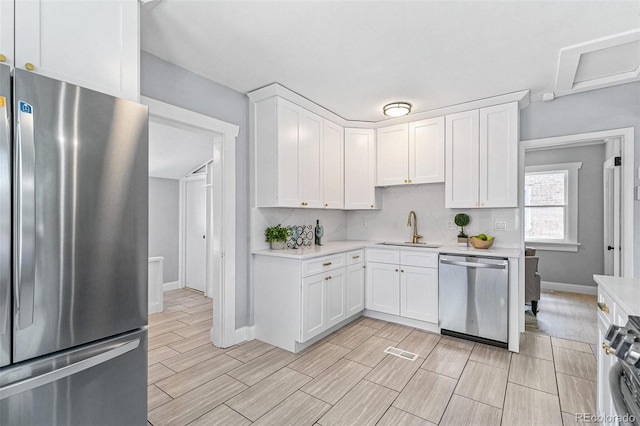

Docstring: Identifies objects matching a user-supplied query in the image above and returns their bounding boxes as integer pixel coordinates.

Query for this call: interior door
[603,156,621,276]
[185,177,207,292]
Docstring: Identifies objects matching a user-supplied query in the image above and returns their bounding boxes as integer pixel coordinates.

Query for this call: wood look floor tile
[178,310,213,326]
[149,310,193,327]
[358,317,389,329]
[156,354,243,398]
[148,362,176,385]
[174,321,212,339]
[502,382,562,426]
[182,297,212,308]
[317,380,398,426]
[149,332,184,351]
[161,343,226,373]
[226,367,312,421]
[518,332,553,361]
[344,335,396,367]
[365,354,422,391]
[149,345,181,365]
[552,347,597,381]
[439,395,502,426]
[469,344,511,370]
[421,343,471,379]
[393,369,457,423]
[556,373,596,415]
[188,404,251,426]
[288,342,351,377]
[508,353,557,395]
[377,407,436,426]
[228,348,299,386]
[328,324,378,349]
[375,323,414,342]
[440,335,476,350]
[396,330,441,358]
[561,411,584,425]
[148,320,189,339]
[454,360,508,408]
[550,337,593,353]
[148,374,247,426]
[148,385,172,411]
[168,332,213,353]
[301,358,372,405]
[226,339,276,363]
[253,390,330,426]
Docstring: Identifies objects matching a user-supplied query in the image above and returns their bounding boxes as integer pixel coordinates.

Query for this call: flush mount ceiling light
[383,102,412,117]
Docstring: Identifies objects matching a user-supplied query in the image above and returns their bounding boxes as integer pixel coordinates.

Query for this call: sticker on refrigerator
[19,101,32,114]
[0,96,5,108]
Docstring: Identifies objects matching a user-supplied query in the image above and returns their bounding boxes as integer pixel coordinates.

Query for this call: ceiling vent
[555,29,640,97]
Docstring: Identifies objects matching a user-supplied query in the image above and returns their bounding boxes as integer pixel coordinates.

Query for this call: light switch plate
[637,186,640,200]
[494,220,507,231]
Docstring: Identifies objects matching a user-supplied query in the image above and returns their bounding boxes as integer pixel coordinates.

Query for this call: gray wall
[525,144,605,286]
[520,81,640,278]
[141,52,251,328]
[149,177,180,282]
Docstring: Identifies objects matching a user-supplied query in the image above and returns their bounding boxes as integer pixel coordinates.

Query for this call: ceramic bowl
[469,236,494,249]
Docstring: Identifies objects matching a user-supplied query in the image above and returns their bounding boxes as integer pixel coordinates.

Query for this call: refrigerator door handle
[0,91,9,334]
[439,259,507,270]
[0,338,140,399]
[15,101,36,330]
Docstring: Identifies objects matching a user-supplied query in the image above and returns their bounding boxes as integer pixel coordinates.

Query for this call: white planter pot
[270,241,286,250]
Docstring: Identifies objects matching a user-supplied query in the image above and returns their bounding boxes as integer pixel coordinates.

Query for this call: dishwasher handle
[439,259,507,270]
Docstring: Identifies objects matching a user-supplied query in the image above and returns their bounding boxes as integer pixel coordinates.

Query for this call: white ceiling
[141,1,640,122]
[149,121,213,179]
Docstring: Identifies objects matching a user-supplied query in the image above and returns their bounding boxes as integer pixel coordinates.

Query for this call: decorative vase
[457,237,468,247]
[270,241,286,250]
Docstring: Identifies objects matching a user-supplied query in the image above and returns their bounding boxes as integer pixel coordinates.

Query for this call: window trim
[524,162,582,252]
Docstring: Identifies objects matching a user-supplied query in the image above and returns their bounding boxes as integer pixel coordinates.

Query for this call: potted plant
[454,213,470,246]
[265,224,289,250]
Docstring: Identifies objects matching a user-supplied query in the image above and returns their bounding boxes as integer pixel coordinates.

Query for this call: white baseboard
[541,280,598,295]
[149,301,163,314]
[163,281,181,292]
[234,326,255,343]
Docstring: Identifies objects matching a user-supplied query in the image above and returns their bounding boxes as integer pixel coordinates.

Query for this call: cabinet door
[597,315,614,422]
[300,110,323,208]
[14,1,139,101]
[376,124,408,186]
[301,273,326,342]
[0,0,13,66]
[479,103,518,207]
[445,110,479,208]
[344,128,378,209]
[326,268,347,328]
[346,263,365,316]
[365,262,399,315]
[400,266,438,323]
[323,120,344,209]
[276,98,303,207]
[409,117,445,184]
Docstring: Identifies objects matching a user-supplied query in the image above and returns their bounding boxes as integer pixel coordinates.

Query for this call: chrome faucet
[407,211,423,244]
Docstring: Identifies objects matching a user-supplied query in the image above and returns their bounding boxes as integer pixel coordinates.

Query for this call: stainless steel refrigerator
[0,64,149,425]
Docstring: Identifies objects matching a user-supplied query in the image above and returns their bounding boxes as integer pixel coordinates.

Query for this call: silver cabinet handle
[439,259,506,269]
[0,338,140,399]
[0,83,10,334]
[15,100,36,330]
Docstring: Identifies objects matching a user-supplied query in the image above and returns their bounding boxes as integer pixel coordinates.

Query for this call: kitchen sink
[378,242,441,249]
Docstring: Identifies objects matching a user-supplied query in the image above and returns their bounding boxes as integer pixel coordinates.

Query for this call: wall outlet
[447,221,456,230]
[494,220,507,231]
[361,219,367,227]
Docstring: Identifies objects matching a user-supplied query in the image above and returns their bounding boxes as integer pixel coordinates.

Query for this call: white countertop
[253,240,522,260]
[593,275,640,317]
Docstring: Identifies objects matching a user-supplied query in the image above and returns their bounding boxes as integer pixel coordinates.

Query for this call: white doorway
[184,174,207,292]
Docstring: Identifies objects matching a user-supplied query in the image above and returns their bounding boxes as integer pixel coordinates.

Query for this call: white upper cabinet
[445,102,518,208]
[344,128,380,210]
[377,118,445,186]
[322,120,344,209]
[300,110,324,208]
[13,0,139,101]
[0,1,13,66]
[274,98,303,207]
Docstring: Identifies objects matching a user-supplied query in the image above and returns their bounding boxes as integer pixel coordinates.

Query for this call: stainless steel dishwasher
[439,254,509,347]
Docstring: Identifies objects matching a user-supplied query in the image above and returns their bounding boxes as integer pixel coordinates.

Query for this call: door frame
[603,154,621,276]
[180,172,208,295]
[143,96,239,348]
[519,127,635,332]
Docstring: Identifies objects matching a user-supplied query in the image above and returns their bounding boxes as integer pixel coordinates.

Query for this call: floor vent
[384,347,418,361]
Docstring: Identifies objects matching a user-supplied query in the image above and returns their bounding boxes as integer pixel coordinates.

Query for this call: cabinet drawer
[366,249,399,264]
[347,250,364,265]
[597,289,613,325]
[303,253,345,277]
[400,250,438,268]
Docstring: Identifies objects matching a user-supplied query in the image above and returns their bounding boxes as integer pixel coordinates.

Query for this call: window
[524,162,582,252]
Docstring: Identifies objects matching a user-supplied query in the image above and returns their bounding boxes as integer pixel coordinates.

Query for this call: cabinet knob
[324,276,332,281]
[0,54,6,63]
[25,63,35,71]
[404,179,408,183]
[395,269,399,272]
[408,179,412,183]
[324,203,328,207]
[370,205,374,208]
[602,343,615,355]
[401,269,404,273]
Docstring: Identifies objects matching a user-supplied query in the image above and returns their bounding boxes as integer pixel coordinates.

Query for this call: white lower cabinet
[365,248,438,324]
[301,272,327,342]
[346,263,365,316]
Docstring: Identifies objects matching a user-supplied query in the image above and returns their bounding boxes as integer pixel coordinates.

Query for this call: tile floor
[148,289,597,426]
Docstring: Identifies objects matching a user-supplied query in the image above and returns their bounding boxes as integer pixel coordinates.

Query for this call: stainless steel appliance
[606,315,640,425]
[439,254,508,347]
[0,65,149,425]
